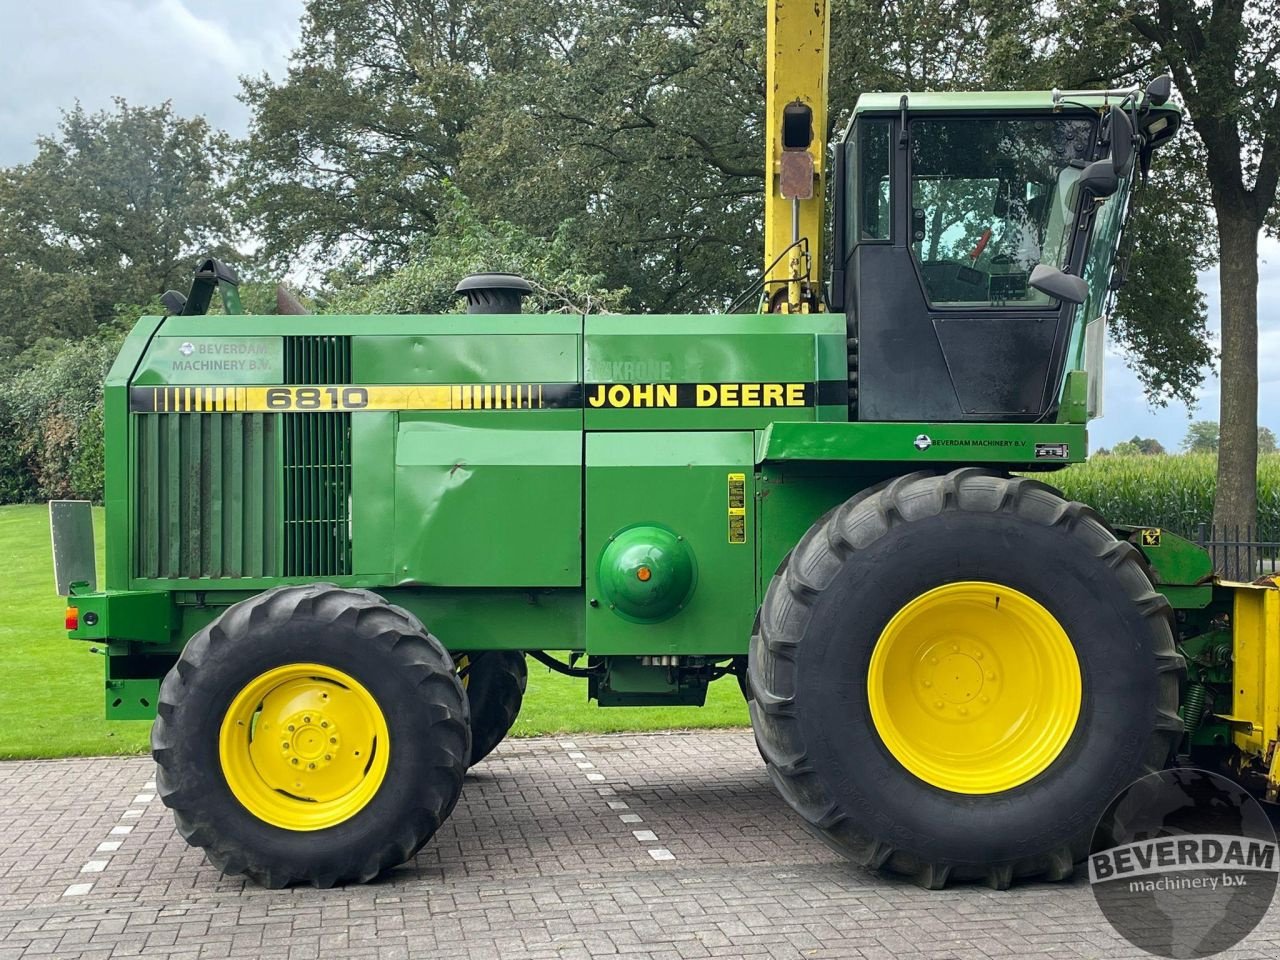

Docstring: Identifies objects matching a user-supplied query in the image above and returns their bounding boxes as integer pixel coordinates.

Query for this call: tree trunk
[1211,210,1260,579]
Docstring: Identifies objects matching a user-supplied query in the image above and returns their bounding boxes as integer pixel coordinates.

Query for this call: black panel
[933,316,1058,416]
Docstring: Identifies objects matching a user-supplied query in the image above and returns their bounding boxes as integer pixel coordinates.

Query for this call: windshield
[909,116,1096,307]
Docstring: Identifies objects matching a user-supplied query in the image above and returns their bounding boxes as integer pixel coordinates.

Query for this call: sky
[1,0,1276,452]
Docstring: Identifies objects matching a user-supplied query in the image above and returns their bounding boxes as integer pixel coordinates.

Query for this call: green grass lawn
[0,503,747,760]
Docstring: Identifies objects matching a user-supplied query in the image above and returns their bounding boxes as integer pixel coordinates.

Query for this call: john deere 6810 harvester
[52,0,1280,890]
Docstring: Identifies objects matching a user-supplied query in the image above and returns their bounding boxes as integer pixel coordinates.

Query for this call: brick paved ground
[2,730,1278,959]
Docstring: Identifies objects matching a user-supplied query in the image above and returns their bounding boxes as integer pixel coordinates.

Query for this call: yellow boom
[763,0,830,313]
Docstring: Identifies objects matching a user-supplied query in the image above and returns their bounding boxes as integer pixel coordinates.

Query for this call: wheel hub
[219,664,388,830]
[867,581,1082,795]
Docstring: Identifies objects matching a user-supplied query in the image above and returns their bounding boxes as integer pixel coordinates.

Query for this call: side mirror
[1078,158,1119,199]
[1109,106,1135,177]
[1029,264,1089,305]
[1145,75,1172,107]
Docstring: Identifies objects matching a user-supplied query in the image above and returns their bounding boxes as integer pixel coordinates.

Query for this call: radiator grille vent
[135,413,280,579]
[283,335,352,577]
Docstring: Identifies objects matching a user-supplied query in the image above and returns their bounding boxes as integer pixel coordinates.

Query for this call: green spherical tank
[597,525,697,622]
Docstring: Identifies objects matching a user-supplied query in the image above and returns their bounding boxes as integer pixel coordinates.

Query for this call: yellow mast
[763,0,830,313]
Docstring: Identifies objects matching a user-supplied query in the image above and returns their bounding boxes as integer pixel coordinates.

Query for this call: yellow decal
[585,382,811,409]
[1140,528,1162,547]
[131,384,570,413]
[727,472,747,544]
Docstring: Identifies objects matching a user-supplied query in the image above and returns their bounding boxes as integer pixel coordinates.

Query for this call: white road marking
[561,742,673,862]
[72,776,150,893]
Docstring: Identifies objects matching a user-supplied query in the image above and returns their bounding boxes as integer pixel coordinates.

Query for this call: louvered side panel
[134,413,279,579]
[282,335,352,577]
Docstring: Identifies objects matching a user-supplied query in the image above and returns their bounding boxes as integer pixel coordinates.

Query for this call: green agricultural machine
[53,0,1280,890]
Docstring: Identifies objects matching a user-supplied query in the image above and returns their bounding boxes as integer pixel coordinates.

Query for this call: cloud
[0,0,302,165]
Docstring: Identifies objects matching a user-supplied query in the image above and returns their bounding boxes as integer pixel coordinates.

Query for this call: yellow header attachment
[763,0,830,313]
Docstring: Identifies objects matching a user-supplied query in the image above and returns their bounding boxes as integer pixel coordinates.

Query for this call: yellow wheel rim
[867,581,1081,795]
[218,663,390,830]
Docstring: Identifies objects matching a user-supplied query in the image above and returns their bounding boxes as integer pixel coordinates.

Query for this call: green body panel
[393,421,582,586]
[584,431,755,655]
[583,313,845,430]
[133,336,283,385]
[758,421,1086,465]
[1058,370,1088,424]
[353,331,578,384]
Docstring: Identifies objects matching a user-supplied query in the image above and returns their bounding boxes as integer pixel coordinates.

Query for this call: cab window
[909,116,1095,307]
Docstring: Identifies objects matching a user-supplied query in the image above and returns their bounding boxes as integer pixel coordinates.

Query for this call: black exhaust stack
[454,273,533,314]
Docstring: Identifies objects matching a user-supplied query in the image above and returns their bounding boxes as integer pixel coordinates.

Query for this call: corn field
[1046,453,1280,543]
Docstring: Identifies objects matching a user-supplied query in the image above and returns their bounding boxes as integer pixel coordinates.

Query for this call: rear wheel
[458,651,527,766]
[153,584,470,888]
[749,469,1183,888]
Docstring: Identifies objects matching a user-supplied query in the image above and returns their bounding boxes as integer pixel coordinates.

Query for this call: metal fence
[1191,523,1280,578]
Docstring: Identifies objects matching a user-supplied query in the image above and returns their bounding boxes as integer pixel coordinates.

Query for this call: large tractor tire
[458,651,527,766]
[749,469,1183,889]
[153,584,470,888]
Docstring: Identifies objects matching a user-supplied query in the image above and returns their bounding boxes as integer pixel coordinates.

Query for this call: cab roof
[853,90,1182,117]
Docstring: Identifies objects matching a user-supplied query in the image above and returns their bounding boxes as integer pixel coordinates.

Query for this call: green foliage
[0,331,124,504]
[323,190,628,315]
[1053,453,1280,542]
[1260,426,1278,455]
[0,99,238,357]
[1182,420,1219,453]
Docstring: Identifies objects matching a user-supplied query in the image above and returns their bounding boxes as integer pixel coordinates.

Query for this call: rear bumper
[65,587,175,644]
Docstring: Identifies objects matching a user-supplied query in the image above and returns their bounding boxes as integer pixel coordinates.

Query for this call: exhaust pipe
[454,273,533,314]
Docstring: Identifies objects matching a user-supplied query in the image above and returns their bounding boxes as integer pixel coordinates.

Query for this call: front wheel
[749,469,1184,888]
[153,584,470,888]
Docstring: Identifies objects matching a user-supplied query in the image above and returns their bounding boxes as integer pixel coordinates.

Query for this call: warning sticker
[727,473,747,544]
[1140,528,1162,547]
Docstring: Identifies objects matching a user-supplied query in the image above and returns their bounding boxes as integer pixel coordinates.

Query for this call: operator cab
[830,88,1180,423]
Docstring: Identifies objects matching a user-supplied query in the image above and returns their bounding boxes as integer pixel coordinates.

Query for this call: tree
[0,99,238,356]
[1111,440,1143,456]
[1083,0,1280,571]
[1131,436,1167,455]
[324,189,628,315]
[1183,419,1220,453]
[1258,426,1277,455]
